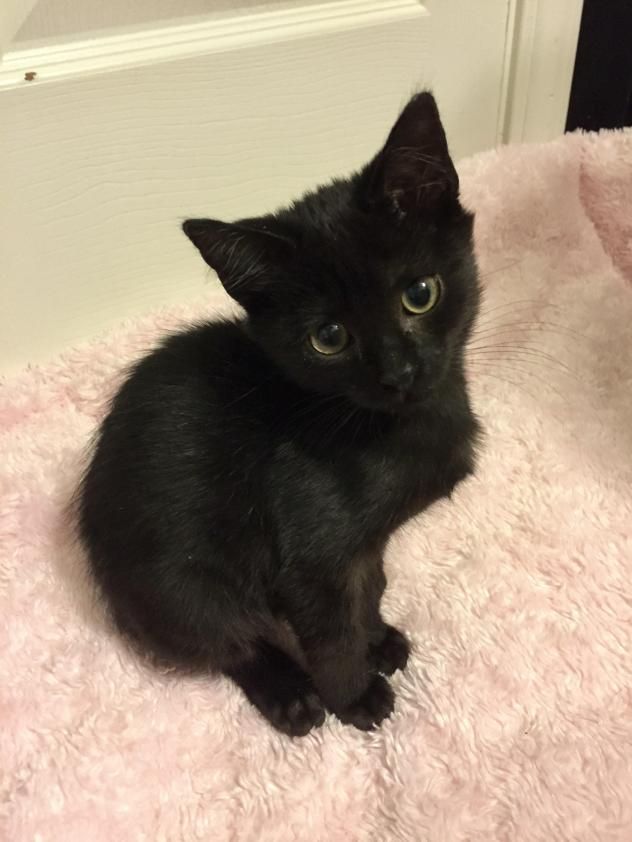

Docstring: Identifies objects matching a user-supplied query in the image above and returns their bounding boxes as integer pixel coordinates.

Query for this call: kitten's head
[183,92,479,413]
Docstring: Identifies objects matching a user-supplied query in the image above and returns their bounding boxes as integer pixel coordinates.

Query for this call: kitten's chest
[270,399,478,558]
[354,411,476,530]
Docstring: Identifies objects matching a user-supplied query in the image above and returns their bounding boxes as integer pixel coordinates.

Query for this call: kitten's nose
[380,363,416,392]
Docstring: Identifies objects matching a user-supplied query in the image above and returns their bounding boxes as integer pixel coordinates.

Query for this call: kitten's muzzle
[378,361,416,392]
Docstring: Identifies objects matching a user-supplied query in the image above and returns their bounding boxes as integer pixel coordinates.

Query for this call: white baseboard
[0,0,427,89]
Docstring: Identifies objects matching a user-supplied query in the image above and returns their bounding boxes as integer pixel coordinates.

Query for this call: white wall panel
[1,0,514,371]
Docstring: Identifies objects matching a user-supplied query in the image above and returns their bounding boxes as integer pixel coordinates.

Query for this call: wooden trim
[0,0,428,90]
[502,0,583,144]
[495,0,520,145]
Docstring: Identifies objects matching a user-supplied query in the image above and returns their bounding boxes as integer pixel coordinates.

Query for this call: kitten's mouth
[395,391,432,412]
[353,388,431,414]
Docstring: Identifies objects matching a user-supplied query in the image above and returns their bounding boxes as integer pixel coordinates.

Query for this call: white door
[0,0,581,372]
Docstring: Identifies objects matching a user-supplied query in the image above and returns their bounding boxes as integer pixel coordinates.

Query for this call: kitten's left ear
[182,218,293,309]
[365,91,459,216]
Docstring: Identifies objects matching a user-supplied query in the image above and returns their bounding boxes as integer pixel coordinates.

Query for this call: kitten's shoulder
[109,318,263,420]
[157,317,249,365]
[127,318,256,381]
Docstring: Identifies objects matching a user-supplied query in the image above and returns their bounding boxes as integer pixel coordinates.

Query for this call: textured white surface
[1,1,431,87]
[1,0,511,372]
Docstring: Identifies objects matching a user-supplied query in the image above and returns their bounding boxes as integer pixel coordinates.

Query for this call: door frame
[502,0,584,144]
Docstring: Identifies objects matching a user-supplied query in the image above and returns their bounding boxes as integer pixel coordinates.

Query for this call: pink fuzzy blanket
[2,130,632,842]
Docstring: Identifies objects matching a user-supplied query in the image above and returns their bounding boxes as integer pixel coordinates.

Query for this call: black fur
[77,93,480,736]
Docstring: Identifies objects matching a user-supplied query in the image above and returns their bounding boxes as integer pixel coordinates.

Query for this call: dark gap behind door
[566,0,632,132]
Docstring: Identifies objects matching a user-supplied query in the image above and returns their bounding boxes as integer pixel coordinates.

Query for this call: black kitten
[78,92,480,736]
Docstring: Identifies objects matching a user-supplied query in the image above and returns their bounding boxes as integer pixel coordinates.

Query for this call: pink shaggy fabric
[2,131,632,842]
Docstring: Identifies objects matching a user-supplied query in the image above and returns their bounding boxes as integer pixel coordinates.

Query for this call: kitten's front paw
[240,669,326,737]
[267,689,326,738]
[336,675,394,731]
[369,625,410,676]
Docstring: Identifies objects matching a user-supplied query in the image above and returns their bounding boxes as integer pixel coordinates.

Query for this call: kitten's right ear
[182,218,292,309]
[364,91,459,217]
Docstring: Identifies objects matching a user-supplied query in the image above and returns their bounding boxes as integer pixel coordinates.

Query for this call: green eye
[402,275,442,314]
[310,322,349,355]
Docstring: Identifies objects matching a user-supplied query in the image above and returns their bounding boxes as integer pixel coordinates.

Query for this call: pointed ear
[182,218,293,309]
[366,92,459,215]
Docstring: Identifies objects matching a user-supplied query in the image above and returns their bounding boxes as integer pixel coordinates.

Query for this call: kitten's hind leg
[226,642,325,737]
